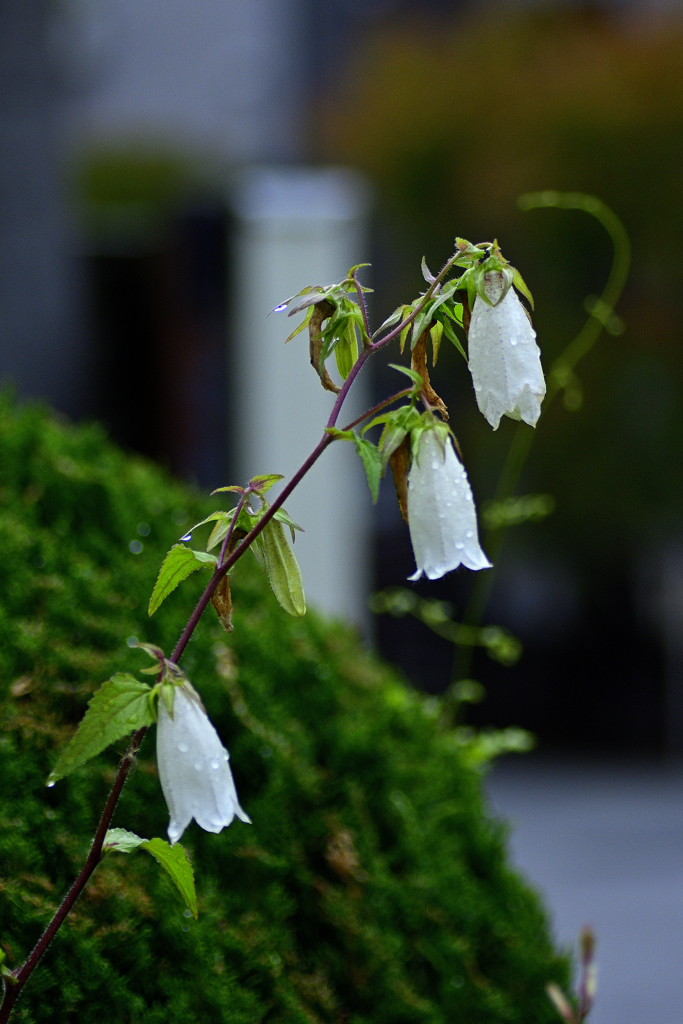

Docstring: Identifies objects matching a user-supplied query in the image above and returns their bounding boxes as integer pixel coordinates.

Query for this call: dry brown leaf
[211,575,233,632]
[411,329,449,419]
[389,435,410,523]
[309,300,341,394]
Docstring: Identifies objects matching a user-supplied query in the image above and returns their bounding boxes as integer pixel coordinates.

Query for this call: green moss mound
[0,399,567,1023]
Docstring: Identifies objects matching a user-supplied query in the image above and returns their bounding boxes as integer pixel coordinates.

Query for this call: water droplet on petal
[210,759,220,770]
[181,532,192,542]
[466,530,474,538]
[510,338,518,346]
[47,781,55,788]
[456,542,464,550]
[178,743,189,753]
[194,761,203,772]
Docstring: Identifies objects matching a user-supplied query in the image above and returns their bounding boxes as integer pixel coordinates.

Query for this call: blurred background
[3,2,683,1017]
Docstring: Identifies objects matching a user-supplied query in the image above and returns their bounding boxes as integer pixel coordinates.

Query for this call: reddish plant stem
[0,248,465,1021]
[0,729,147,1023]
[217,487,252,568]
[340,388,412,433]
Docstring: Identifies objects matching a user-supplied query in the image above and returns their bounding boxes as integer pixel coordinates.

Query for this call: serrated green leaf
[512,267,535,310]
[48,674,153,784]
[249,473,284,493]
[140,838,197,918]
[104,827,145,853]
[209,486,244,496]
[149,545,215,616]
[353,437,382,503]
[262,520,306,617]
[104,830,197,918]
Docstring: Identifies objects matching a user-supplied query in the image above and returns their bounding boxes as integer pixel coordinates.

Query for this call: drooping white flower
[156,682,250,844]
[468,272,546,430]
[407,427,491,580]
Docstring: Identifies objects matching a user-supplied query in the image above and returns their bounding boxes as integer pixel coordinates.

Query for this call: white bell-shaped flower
[407,427,491,580]
[156,682,251,844]
[468,272,546,430]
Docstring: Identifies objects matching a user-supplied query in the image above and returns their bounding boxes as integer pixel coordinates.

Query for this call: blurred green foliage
[0,399,567,1022]
[319,5,683,556]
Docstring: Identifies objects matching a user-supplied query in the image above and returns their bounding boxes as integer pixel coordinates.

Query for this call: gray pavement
[486,758,683,1024]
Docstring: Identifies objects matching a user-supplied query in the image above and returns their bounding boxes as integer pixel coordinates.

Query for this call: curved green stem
[452,193,631,684]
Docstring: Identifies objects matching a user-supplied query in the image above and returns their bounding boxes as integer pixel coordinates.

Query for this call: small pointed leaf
[249,473,284,493]
[48,674,153,784]
[149,545,215,616]
[512,267,535,309]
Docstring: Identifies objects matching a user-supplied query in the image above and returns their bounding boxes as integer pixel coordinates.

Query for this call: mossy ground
[0,398,568,1022]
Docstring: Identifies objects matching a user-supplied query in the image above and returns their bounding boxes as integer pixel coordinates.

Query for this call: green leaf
[388,363,424,389]
[103,827,146,853]
[104,829,198,918]
[399,306,413,353]
[140,838,198,919]
[285,305,314,343]
[334,325,358,380]
[378,423,408,472]
[149,545,215,615]
[186,510,230,532]
[48,674,153,784]
[410,301,432,350]
[249,473,284,493]
[353,437,382,502]
[430,320,444,364]
[512,267,535,310]
[421,256,436,283]
[261,520,306,616]
[324,426,354,441]
[440,316,468,361]
[272,507,304,543]
[372,306,403,338]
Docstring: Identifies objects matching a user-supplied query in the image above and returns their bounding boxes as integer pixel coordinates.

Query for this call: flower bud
[468,272,546,430]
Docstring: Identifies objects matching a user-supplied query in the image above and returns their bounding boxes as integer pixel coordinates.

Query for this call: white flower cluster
[156,682,250,844]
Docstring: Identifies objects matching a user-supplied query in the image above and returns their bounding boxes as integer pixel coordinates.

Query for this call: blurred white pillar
[230,167,372,630]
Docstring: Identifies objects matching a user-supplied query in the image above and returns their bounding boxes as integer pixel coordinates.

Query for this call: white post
[230,167,372,630]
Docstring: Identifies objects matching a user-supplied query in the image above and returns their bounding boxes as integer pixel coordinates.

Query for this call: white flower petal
[468,274,546,430]
[407,430,491,581]
[156,684,250,845]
